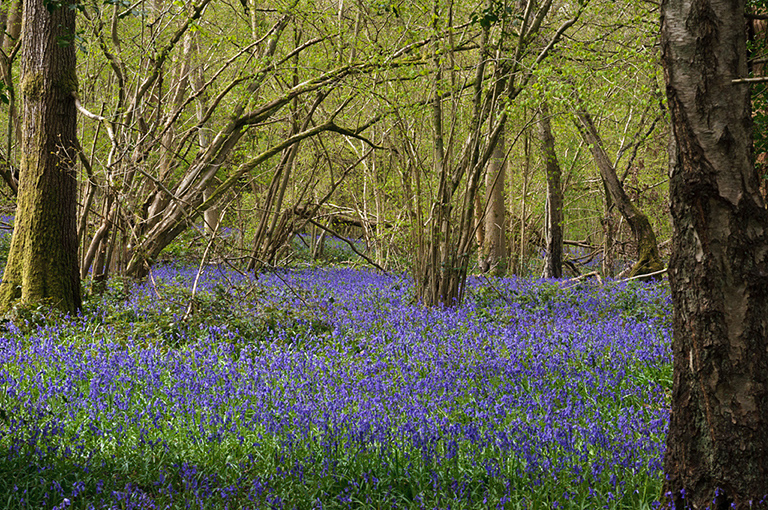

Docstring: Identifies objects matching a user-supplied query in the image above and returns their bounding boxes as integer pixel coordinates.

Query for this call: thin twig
[477,274,513,305]
[306,218,389,274]
[147,267,162,300]
[732,76,768,84]
[182,206,230,322]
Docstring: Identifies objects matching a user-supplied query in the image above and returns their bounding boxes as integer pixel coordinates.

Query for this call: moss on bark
[628,216,664,279]
[0,0,80,315]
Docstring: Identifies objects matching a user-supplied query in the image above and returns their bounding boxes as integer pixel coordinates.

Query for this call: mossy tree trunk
[661,0,768,507]
[538,103,563,279]
[0,0,81,313]
[574,108,664,279]
[602,188,616,278]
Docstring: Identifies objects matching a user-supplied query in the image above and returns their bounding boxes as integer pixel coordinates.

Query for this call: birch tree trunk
[662,0,768,506]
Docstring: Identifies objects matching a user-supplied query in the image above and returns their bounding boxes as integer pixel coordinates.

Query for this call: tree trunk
[412,3,484,307]
[538,103,563,279]
[203,186,223,236]
[602,190,616,278]
[661,0,768,507]
[518,124,531,276]
[574,109,663,279]
[0,0,22,194]
[411,0,583,305]
[474,189,485,264]
[482,120,508,276]
[0,0,80,313]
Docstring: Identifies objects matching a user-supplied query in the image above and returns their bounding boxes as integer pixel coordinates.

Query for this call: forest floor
[0,264,671,509]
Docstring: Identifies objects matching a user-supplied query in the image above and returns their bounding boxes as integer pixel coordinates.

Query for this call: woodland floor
[0,264,670,509]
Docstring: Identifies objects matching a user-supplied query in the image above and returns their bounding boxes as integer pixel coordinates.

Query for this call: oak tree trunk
[661,0,768,507]
[0,0,81,313]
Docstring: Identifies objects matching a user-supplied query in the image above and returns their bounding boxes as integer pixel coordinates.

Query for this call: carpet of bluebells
[0,262,671,509]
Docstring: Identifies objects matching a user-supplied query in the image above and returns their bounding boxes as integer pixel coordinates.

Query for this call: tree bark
[518,124,531,276]
[474,188,485,261]
[538,103,563,279]
[661,0,768,507]
[602,189,616,278]
[574,108,664,279]
[0,0,81,313]
[0,0,22,194]
[482,120,508,275]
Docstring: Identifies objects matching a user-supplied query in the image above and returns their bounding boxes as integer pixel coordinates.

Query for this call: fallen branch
[618,267,667,283]
[306,218,389,274]
[564,270,603,287]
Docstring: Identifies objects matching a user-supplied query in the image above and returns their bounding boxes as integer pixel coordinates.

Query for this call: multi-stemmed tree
[410,0,588,306]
